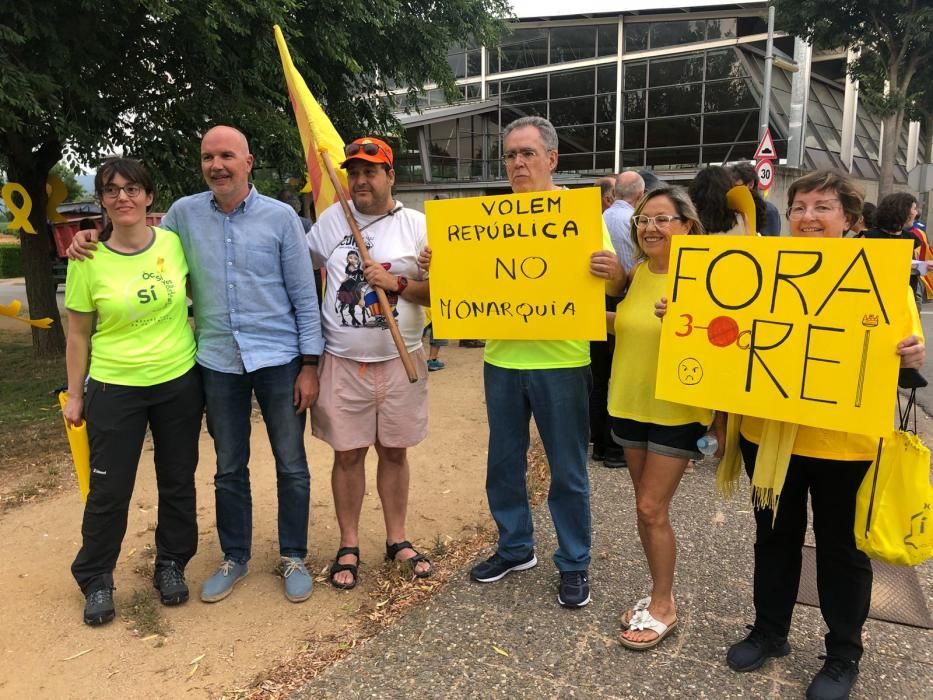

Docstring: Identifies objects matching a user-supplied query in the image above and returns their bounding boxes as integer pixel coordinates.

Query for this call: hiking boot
[726,625,791,672]
[281,556,313,603]
[470,551,537,583]
[558,570,591,608]
[83,587,115,626]
[200,559,248,603]
[427,359,446,371]
[806,656,859,700]
[153,561,189,606]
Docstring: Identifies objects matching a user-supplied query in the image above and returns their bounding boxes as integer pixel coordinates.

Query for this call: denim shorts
[610,417,706,459]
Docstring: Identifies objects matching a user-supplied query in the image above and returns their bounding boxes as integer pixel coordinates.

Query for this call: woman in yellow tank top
[607,186,712,650]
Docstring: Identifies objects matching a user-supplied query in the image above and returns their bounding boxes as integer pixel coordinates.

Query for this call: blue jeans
[484,362,593,571]
[201,358,309,562]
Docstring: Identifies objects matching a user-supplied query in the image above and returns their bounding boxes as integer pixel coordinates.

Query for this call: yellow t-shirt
[484,223,614,370]
[740,286,924,461]
[65,227,196,386]
[608,263,713,426]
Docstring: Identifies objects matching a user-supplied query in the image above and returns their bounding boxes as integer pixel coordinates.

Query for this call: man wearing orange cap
[305,137,433,590]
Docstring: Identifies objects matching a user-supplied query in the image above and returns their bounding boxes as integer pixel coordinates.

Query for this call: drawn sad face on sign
[677,357,703,385]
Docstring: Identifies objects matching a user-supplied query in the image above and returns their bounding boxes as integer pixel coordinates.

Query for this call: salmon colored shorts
[311,348,429,452]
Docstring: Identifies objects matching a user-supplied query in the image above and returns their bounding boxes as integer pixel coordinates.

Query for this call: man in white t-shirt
[305,137,432,590]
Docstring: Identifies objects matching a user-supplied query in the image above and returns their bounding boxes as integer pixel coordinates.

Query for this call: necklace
[357,204,402,232]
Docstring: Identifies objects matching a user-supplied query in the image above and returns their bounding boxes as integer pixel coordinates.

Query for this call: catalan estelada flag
[273,25,348,218]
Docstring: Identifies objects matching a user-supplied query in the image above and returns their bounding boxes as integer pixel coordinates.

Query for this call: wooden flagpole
[319,149,418,383]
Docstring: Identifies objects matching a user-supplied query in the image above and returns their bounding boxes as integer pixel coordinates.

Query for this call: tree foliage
[0,0,508,357]
[774,0,933,196]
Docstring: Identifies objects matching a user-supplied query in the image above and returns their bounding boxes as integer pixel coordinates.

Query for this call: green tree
[775,0,933,197]
[0,1,506,357]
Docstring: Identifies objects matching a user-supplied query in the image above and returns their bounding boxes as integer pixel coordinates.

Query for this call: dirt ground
[0,332,493,699]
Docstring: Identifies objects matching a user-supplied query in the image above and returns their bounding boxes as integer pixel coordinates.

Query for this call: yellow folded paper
[58,391,90,502]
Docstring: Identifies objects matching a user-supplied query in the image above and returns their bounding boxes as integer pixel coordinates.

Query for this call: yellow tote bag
[855,388,932,567]
[58,391,91,503]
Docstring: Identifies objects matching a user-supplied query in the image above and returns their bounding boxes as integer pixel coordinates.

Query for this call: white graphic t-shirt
[307,200,427,362]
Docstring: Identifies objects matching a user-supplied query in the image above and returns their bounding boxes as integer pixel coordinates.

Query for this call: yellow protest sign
[656,236,913,437]
[425,188,605,340]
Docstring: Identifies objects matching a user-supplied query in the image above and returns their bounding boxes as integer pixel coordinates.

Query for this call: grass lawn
[0,330,69,500]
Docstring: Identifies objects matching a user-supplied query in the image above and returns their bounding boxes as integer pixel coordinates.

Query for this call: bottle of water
[696,433,718,456]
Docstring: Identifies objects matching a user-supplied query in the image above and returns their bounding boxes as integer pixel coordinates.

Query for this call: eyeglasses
[503,148,544,165]
[345,142,392,163]
[101,183,144,199]
[787,201,841,220]
[632,214,687,228]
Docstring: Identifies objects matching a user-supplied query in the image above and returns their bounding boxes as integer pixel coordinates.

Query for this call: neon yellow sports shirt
[65,227,196,386]
[484,224,614,369]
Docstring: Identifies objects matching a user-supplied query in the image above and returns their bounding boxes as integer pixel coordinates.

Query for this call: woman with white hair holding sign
[704,171,924,700]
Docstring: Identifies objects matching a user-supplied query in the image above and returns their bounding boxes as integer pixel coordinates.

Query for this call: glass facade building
[387,5,926,194]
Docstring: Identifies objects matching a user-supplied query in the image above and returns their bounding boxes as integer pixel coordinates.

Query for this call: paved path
[294,456,932,699]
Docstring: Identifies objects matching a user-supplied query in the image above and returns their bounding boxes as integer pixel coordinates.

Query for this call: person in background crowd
[594,170,648,470]
[711,171,925,700]
[638,169,663,192]
[63,158,203,626]
[607,185,712,650]
[729,162,781,235]
[847,201,875,237]
[689,166,748,235]
[862,192,922,312]
[605,172,646,274]
[597,175,616,212]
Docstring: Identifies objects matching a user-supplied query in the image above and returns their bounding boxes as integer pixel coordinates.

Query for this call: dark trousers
[200,358,309,562]
[740,437,872,662]
[72,367,204,594]
[588,339,614,452]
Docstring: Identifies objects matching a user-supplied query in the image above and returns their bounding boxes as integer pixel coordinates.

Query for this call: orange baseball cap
[341,137,394,168]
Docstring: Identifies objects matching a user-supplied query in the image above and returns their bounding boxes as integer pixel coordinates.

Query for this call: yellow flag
[273,25,349,218]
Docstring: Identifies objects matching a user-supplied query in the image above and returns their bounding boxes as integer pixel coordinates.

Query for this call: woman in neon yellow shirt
[62,159,202,626]
[607,185,711,650]
[714,171,924,700]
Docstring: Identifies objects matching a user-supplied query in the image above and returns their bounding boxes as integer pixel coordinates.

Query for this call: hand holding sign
[425,188,605,340]
[656,236,913,437]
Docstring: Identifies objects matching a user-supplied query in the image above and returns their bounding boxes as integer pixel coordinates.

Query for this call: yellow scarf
[716,414,799,521]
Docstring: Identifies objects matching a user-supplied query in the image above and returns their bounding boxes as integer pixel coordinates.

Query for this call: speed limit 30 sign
[755,159,774,191]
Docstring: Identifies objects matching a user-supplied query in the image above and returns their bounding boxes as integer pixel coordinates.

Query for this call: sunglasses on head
[344,142,391,162]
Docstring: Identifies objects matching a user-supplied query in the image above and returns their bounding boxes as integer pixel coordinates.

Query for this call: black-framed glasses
[101,183,144,200]
[632,214,687,228]
[345,142,392,162]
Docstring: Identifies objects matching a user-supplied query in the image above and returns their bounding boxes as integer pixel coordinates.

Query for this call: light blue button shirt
[603,199,638,273]
[162,187,324,374]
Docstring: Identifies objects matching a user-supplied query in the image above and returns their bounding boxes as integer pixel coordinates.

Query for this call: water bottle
[696,433,718,456]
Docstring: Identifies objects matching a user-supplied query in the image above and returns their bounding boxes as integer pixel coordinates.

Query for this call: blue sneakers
[200,560,249,603]
[470,551,538,583]
[281,557,313,602]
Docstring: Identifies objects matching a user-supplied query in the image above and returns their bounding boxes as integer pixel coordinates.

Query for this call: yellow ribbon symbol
[0,300,54,329]
[46,175,68,223]
[1,183,36,234]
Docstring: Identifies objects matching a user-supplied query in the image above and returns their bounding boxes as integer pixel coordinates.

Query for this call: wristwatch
[396,275,409,294]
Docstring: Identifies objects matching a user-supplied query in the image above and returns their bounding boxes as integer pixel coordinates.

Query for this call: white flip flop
[619,609,678,650]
